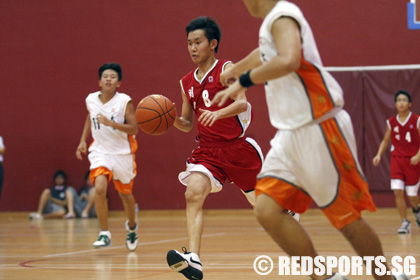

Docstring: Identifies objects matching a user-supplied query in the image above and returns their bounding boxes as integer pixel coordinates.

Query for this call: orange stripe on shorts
[296,58,335,120]
[319,118,376,229]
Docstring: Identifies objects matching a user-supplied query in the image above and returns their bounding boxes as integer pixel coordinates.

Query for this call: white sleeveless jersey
[86,91,136,155]
[259,1,344,130]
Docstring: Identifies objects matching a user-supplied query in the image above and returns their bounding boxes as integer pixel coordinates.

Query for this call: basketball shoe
[325,273,349,280]
[125,221,138,251]
[93,231,111,248]
[167,247,203,280]
[307,273,349,280]
[397,219,411,234]
[393,273,410,279]
[284,209,301,222]
[29,212,43,220]
[413,205,420,226]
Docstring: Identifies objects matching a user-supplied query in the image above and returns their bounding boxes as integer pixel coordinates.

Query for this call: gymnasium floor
[0,209,419,280]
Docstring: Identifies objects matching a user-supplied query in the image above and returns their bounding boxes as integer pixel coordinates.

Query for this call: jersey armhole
[179,79,187,95]
[222,61,233,73]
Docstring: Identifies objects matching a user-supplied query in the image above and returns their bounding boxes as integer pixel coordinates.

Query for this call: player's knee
[254,198,275,225]
[394,189,404,198]
[118,192,133,203]
[185,188,205,204]
[95,185,107,197]
[407,195,419,203]
[42,188,51,196]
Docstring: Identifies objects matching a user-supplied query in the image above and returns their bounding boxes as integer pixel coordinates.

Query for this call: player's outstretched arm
[373,126,391,166]
[199,90,247,127]
[212,80,245,107]
[76,114,91,160]
[214,17,302,107]
[174,89,194,133]
[220,48,262,87]
[410,123,420,165]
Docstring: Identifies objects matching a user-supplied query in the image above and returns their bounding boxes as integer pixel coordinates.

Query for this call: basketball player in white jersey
[76,63,139,251]
[213,1,409,279]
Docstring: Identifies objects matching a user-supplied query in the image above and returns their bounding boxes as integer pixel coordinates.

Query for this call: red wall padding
[1,0,419,211]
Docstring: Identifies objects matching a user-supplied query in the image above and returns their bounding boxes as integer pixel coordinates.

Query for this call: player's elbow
[284,56,300,73]
[132,126,139,135]
[176,125,193,133]
[236,99,248,113]
[174,118,193,133]
[276,53,300,74]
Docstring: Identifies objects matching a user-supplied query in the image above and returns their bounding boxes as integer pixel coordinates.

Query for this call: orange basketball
[135,94,176,135]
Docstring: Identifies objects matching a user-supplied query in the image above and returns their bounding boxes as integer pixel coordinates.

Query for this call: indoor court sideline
[0,209,419,280]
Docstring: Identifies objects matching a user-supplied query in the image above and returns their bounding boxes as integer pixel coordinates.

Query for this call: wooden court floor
[0,209,419,280]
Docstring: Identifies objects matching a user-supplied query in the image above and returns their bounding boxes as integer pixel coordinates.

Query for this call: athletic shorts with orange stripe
[88,151,137,194]
[255,110,377,229]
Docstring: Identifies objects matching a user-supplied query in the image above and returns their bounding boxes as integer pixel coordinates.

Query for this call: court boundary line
[43,232,226,258]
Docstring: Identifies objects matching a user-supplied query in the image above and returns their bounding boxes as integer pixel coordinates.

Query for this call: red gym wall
[1,0,419,211]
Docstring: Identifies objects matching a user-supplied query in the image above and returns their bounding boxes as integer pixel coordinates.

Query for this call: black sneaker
[167,247,203,280]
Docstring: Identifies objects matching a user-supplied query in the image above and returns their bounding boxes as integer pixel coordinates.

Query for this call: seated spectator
[29,170,76,220]
[67,171,96,218]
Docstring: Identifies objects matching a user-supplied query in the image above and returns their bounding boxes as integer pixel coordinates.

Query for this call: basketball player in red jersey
[165,16,265,280]
[373,90,420,234]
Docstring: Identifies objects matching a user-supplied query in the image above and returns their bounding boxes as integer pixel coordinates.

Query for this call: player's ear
[210,39,218,51]
[117,81,121,88]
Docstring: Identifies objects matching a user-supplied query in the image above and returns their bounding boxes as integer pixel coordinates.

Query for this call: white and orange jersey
[259,1,344,130]
[86,91,137,155]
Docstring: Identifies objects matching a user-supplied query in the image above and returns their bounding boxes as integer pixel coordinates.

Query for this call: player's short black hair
[53,170,67,184]
[186,16,221,53]
[394,90,412,103]
[98,63,122,81]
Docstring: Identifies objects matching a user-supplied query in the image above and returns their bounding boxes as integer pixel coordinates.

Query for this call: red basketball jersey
[387,112,420,157]
[180,59,251,144]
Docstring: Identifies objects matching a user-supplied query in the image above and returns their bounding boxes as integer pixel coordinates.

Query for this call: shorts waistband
[198,137,245,148]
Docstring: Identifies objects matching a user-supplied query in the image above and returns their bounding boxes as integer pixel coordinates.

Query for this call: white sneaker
[93,231,111,248]
[29,212,43,220]
[125,221,138,251]
[167,247,203,280]
[285,209,301,222]
[393,273,410,279]
[397,219,411,234]
[308,273,350,280]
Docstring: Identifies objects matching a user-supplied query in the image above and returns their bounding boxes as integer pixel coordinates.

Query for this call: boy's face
[55,175,65,185]
[395,94,411,112]
[99,69,121,91]
[187,29,216,65]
